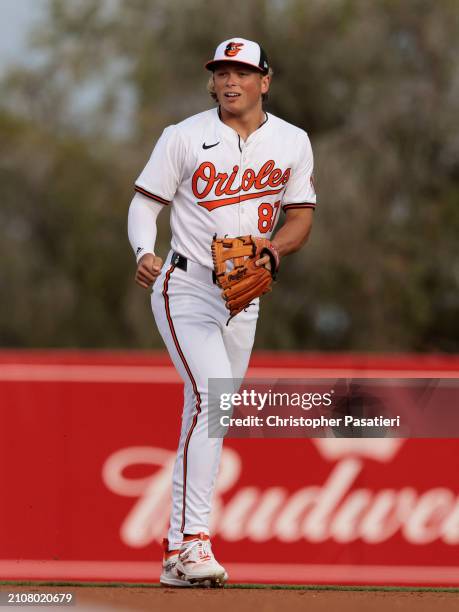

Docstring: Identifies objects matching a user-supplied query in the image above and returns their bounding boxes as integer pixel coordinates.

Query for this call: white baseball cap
[205,37,269,74]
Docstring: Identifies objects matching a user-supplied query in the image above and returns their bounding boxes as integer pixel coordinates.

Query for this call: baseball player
[128,37,316,587]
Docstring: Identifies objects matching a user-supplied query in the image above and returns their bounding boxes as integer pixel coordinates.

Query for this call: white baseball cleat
[174,532,228,588]
[160,539,192,587]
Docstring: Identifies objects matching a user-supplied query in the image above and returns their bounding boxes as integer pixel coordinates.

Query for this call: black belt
[171,251,188,271]
[171,251,217,284]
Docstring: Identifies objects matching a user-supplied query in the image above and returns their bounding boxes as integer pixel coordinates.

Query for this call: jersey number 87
[258,200,281,233]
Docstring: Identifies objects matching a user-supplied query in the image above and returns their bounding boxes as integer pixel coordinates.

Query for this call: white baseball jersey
[135,107,316,268]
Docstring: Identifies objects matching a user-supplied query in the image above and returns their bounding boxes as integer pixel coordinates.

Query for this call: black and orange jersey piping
[283,202,316,210]
[134,185,170,205]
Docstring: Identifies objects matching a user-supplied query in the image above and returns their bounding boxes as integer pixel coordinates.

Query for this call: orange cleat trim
[183,532,210,543]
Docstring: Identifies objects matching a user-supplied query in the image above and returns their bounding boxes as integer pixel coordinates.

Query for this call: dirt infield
[2,585,459,612]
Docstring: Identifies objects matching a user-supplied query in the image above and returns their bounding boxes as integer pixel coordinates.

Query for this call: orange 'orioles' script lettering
[192,161,291,211]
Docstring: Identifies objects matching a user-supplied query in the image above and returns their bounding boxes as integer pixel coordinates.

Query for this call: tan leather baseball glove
[211,235,280,321]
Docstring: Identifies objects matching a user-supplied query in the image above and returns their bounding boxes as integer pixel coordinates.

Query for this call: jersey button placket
[238,137,245,232]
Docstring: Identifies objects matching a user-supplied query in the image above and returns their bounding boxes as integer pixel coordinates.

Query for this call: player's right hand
[135,253,163,289]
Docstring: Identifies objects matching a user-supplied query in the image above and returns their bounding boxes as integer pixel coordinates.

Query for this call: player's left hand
[255,254,272,271]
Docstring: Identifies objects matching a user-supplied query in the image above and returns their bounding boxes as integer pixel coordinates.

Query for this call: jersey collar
[215,106,270,142]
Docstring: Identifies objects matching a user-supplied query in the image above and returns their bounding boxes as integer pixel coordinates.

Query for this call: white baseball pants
[151,250,258,550]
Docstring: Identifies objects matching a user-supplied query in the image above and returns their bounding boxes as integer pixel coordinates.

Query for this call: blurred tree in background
[1,0,458,351]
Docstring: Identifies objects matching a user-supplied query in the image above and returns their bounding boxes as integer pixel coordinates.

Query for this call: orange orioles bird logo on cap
[225,42,244,57]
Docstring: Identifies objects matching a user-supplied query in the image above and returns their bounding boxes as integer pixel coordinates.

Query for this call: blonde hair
[207,67,274,102]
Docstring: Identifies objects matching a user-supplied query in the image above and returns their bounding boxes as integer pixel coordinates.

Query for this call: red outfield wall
[0,350,458,586]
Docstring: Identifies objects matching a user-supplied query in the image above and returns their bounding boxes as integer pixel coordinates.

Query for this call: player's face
[212,63,270,116]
